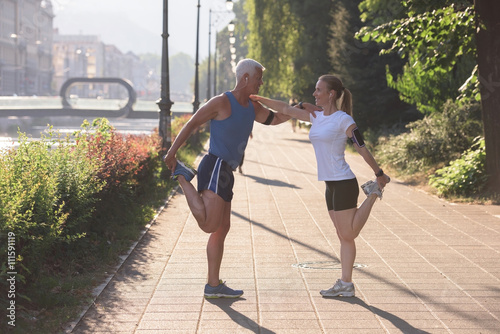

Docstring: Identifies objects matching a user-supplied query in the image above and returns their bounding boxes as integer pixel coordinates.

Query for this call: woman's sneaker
[172,160,197,182]
[204,280,243,299]
[320,279,355,297]
[361,180,383,199]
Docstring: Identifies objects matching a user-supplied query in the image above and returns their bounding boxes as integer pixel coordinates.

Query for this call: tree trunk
[475,0,500,193]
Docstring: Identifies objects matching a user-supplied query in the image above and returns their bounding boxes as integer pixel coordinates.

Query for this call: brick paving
[69,122,500,333]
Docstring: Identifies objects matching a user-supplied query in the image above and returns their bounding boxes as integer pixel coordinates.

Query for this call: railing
[60,77,136,117]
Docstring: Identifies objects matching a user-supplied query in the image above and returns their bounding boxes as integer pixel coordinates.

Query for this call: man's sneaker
[320,279,355,297]
[172,160,197,182]
[361,180,383,199]
[204,280,243,299]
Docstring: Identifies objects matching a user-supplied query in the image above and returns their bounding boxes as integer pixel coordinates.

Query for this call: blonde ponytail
[319,75,353,117]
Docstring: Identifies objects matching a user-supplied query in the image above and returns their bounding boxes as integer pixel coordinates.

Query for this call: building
[52,32,106,98]
[0,0,54,96]
[0,1,158,99]
[52,32,153,100]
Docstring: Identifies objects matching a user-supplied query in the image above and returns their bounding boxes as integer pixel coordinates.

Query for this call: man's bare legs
[206,201,231,287]
[176,176,227,233]
[330,193,378,282]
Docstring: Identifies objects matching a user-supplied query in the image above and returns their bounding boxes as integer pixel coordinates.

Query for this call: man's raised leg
[177,176,227,233]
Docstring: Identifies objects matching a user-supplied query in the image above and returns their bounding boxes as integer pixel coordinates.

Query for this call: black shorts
[325,178,359,211]
[197,154,235,202]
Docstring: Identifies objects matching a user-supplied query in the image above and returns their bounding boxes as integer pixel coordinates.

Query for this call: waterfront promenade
[69,122,500,333]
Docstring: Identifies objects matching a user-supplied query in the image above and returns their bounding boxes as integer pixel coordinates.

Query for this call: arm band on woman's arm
[263,110,275,125]
[350,127,365,147]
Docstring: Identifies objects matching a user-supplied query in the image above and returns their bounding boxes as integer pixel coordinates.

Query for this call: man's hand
[163,151,177,173]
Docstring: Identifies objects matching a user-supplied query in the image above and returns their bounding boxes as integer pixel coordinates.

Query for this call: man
[163,59,290,298]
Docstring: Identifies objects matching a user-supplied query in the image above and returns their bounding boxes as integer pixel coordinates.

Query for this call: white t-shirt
[308,110,356,181]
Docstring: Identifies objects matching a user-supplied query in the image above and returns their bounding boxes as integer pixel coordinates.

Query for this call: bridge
[0,77,192,119]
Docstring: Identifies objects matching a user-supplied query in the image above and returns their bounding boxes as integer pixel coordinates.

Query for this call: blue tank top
[209,91,255,169]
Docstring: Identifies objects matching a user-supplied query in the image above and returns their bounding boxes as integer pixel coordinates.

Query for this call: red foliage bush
[84,131,160,193]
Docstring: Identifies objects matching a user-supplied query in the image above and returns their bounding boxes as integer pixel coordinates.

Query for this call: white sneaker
[361,180,383,199]
[320,279,355,297]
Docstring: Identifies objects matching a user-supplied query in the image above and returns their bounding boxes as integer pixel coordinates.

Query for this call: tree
[357,0,500,192]
[245,0,300,97]
[328,0,411,131]
[244,0,333,99]
[475,0,500,191]
[357,1,476,114]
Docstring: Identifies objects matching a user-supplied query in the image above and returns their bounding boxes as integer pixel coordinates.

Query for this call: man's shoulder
[205,93,230,108]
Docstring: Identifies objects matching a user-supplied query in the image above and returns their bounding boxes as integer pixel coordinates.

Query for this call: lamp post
[207,6,234,99]
[214,20,234,95]
[11,34,19,95]
[157,0,173,152]
[213,32,218,95]
[209,1,235,98]
[193,0,201,114]
[206,9,213,100]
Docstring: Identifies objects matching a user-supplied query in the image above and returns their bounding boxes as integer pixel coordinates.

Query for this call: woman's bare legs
[330,193,378,282]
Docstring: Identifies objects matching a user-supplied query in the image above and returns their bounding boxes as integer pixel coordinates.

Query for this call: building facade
[52,33,153,100]
[0,0,54,96]
[1,1,158,99]
[52,32,106,98]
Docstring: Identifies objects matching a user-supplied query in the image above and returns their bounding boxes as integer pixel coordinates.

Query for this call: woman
[251,75,390,297]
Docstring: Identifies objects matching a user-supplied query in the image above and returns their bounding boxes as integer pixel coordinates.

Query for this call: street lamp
[207,8,234,99]
[193,0,201,114]
[157,0,173,152]
[10,34,19,95]
[206,9,213,100]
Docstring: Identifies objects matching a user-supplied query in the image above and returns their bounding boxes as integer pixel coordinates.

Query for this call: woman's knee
[338,229,357,242]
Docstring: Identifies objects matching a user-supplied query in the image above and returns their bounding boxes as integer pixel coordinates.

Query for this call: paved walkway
[69,122,500,333]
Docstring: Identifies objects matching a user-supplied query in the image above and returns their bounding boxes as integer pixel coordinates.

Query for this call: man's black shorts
[197,154,235,202]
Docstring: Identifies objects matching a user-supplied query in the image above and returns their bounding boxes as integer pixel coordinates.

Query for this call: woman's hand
[249,94,263,102]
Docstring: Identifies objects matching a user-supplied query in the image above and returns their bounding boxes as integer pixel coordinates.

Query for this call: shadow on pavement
[243,158,317,177]
[205,298,276,334]
[232,210,338,262]
[243,173,301,189]
[338,297,432,334]
[285,137,311,144]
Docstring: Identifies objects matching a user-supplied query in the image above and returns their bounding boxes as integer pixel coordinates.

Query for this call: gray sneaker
[361,180,383,199]
[171,160,197,182]
[204,280,243,299]
[320,279,355,297]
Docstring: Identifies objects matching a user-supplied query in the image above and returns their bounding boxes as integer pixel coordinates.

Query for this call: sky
[51,0,235,59]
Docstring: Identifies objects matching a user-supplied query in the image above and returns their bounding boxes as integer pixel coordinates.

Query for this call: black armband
[349,127,365,147]
[263,110,275,125]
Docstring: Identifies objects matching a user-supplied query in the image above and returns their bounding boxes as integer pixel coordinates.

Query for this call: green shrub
[0,130,103,281]
[429,137,487,197]
[0,115,202,331]
[376,100,482,173]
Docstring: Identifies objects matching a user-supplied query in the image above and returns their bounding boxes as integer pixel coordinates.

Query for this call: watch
[375,169,384,177]
[298,102,304,109]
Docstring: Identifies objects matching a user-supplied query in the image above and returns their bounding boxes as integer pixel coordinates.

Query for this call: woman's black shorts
[325,178,359,211]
